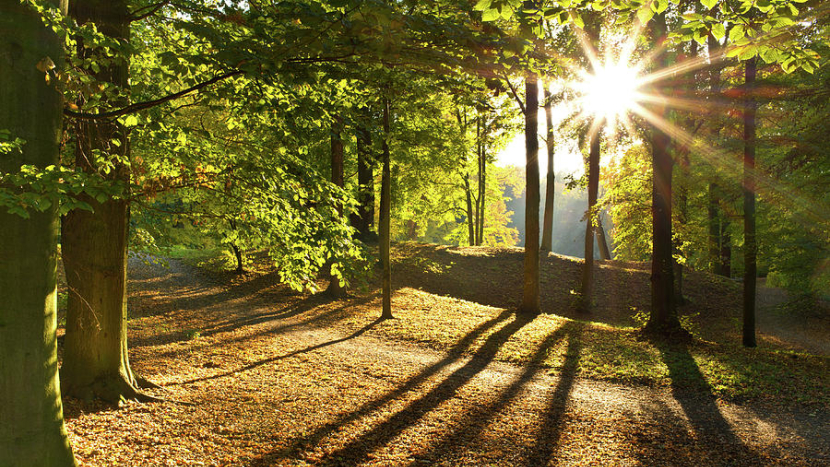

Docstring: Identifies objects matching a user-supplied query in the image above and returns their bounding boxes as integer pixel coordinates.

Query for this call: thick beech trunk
[325,115,347,298]
[0,1,77,463]
[380,97,393,319]
[520,72,541,316]
[541,82,556,252]
[61,0,153,402]
[644,12,683,335]
[742,57,757,348]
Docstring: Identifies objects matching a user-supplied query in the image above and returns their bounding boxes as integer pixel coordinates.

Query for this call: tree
[325,113,348,298]
[520,70,541,316]
[643,11,683,335]
[60,0,158,402]
[380,95,393,319]
[742,56,758,348]
[0,0,77,463]
[540,80,556,252]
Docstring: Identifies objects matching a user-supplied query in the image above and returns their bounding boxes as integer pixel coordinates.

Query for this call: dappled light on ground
[59,247,828,465]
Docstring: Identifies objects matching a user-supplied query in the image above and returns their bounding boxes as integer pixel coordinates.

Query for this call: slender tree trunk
[675,151,691,305]
[644,12,683,335]
[380,96,393,319]
[354,125,375,241]
[541,82,556,252]
[464,173,475,246]
[743,57,757,348]
[0,0,77,463]
[474,117,482,245]
[597,217,612,260]
[478,139,486,246]
[325,114,347,298]
[708,183,721,274]
[520,71,541,316]
[231,243,244,273]
[580,123,601,309]
[721,226,732,277]
[228,219,244,274]
[61,0,154,402]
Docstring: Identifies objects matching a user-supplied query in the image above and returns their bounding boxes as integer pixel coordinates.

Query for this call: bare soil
[60,246,829,466]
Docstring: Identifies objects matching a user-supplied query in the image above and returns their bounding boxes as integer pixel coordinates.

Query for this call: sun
[576,61,644,122]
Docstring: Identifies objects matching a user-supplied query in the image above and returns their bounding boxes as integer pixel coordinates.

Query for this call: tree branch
[63,70,243,120]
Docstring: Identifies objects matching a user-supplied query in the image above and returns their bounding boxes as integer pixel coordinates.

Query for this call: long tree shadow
[311,312,536,466]
[169,317,385,386]
[402,321,583,466]
[146,292,382,359]
[649,339,764,466]
[524,322,583,466]
[248,308,520,466]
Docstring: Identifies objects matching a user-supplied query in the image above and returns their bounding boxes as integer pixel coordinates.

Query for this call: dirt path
[62,259,829,466]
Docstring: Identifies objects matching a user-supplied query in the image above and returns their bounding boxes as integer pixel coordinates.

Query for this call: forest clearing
[58,246,829,466]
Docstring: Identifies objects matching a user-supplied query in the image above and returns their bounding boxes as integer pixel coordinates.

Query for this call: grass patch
[339,289,829,406]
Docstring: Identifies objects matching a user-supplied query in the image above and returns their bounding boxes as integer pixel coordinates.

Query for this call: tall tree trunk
[325,114,347,298]
[742,57,757,348]
[706,35,730,277]
[597,217,612,260]
[541,81,556,252]
[474,117,482,245]
[61,0,153,402]
[0,0,77,463]
[721,225,732,277]
[580,123,601,309]
[354,125,375,241]
[380,96,393,319]
[477,139,486,246]
[708,183,721,274]
[464,173,475,246]
[520,71,541,316]
[644,12,683,335]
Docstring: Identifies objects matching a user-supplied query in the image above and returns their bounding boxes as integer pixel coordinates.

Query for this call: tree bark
[380,96,393,319]
[742,57,757,348]
[0,0,77,463]
[520,72,541,316]
[644,12,683,335]
[597,217,612,261]
[325,114,347,298]
[464,173,475,246]
[61,0,154,403]
[354,124,375,241]
[580,123,601,309]
[541,81,555,252]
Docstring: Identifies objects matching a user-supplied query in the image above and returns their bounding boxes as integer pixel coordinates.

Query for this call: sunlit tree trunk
[61,0,156,402]
[742,57,757,348]
[580,124,601,309]
[541,81,555,252]
[0,1,77,463]
[464,173,475,245]
[520,71,541,316]
[597,217,612,261]
[644,12,683,335]
[380,96,393,319]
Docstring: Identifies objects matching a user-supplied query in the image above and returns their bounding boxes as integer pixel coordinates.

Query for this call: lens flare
[576,62,643,122]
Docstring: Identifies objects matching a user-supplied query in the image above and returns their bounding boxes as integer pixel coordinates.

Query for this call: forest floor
[59,243,829,466]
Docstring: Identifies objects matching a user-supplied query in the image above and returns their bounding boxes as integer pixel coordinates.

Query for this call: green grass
[338,291,829,406]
